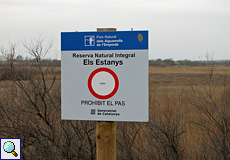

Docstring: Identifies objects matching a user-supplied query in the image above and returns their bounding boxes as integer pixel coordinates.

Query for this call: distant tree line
[1,56,230,68]
[0,56,61,67]
[149,58,230,67]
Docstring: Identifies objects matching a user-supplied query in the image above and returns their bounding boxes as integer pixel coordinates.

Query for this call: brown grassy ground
[149,66,230,86]
[1,66,229,159]
[148,66,230,159]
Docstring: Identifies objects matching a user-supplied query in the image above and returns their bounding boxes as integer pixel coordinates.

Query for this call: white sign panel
[61,31,148,122]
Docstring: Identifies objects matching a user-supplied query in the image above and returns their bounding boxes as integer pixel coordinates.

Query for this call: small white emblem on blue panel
[85,36,95,46]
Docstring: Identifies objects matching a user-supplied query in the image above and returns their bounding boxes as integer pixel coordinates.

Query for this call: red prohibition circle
[88,68,119,99]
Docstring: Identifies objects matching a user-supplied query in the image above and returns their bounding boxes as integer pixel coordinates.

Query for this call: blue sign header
[61,30,148,51]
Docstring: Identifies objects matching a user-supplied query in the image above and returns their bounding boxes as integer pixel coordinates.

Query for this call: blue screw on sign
[3,141,18,157]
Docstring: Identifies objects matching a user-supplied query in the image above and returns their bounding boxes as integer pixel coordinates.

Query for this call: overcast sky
[0,0,230,60]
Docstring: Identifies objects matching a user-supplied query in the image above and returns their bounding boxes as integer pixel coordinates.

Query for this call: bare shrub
[117,122,144,160]
[189,64,230,160]
[144,86,187,160]
[0,66,12,80]
[0,39,96,160]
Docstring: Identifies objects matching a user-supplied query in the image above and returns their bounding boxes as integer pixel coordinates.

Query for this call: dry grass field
[0,65,230,159]
[147,66,230,159]
[149,66,230,86]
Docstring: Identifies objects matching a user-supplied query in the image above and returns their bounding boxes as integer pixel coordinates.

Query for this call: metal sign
[61,30,149,122]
